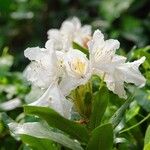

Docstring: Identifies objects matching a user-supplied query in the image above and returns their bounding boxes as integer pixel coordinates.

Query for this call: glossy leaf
[9,122,84,150]
[125,101,140,122]
[144,125,150,150]
[89,87,109,130]
[19,135,57,150]
[110,96,133,128]
[24,105,89,143]
[86,123,113,150]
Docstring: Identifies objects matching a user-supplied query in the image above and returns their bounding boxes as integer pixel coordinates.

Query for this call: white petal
[45,39,55,50]
[118,56,146,87]
[60,17,82,44]
[64,49,89,78]
[61,17,81,33]
[103,39,120,59]
[93,29,104,43]
[88,30,120,70]
[105,74,127,99]
[47,30,64,51]
[47,29,61,40]
[88,29,105,54]
[104,56,146,99]
[24,46,53,69]
[81,25,92,36]
[61,21,74,37]
[23,62,53,89]
[25,86,46,104]
[60,73,91,96]
[112,54,127,63]
[24,40,59,88]
[30,82,73,119]
[24,47,46,62]
[70,17,81,29]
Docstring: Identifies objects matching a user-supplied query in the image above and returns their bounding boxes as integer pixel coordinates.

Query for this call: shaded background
[0,0,150,70]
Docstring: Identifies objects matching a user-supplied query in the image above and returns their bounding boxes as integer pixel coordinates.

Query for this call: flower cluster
[24,17,146,118]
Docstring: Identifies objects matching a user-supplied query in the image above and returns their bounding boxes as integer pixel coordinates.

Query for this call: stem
[119,113,150,134]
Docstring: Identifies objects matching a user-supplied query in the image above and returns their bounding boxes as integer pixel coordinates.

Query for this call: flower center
[71,58,87,77]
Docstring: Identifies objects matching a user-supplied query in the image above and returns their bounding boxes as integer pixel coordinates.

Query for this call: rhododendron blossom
[60,49,92,96]
[24,40,73,118]
[88,29,146,98]
[24,17,146,117]
[47,17,92,51]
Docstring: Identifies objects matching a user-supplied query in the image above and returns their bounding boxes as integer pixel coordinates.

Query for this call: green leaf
[144,125,150,150]
[144,125,150,145]
[89,87,109,130]
[125,101,140,122]
[72,42,89,58]
[24,106,89,143]
[128,86,150,112]
[19,135,58,150]
[0,112,14,125]
[86,123,113,150]
[9,122,83,150]
[110,96,133,128]
[144,143,150,150]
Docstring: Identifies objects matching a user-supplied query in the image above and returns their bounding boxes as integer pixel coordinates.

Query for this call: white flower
[47,17,92,51]
[24,40,73,118]
[61,17,91,46]
[104,55,146,98]
[24,40,63,89]
[60,49,92,96]
[88,29,146,98]
[47,29,70,52]
[88,29,120,73]
[29,82,73,119]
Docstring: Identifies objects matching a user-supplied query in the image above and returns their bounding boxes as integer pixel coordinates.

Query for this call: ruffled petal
[30,82,73,119]
[60,73,91,96]
[104,56,146,99]
[88,29,105,55]
[47,30,64,51]
[24,47,46,62]
[81,25,92,36]
[118,56,146,87]
[105,74,127,99]
[23,62,53,89]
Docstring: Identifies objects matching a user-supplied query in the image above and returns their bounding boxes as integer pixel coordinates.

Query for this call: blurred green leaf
[99,0,135,22]
[24,106,89,143]
[0,0,12,12]
[125,101,140,122]
[86,123,113,150]
[129,86,150,112]
[144,144,150,150]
